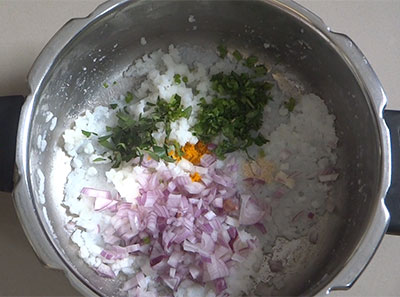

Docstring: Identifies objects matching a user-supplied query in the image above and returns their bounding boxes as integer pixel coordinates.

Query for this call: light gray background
[0,0,399,296]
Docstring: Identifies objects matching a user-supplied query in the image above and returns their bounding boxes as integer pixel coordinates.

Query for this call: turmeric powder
[182,141,210,165]
[190,172,202,182]
[168,141,210,165]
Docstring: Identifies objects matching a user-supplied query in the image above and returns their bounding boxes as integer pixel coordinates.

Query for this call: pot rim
[13,0,391,296]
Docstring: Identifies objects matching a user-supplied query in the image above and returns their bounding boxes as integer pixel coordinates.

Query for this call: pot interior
[26,0,383,296]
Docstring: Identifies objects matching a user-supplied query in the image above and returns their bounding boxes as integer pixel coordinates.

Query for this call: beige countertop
[0,0,399,296]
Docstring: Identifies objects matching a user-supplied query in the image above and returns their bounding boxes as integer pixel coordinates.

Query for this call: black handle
[383,110,400,234]
[0,96,24,193]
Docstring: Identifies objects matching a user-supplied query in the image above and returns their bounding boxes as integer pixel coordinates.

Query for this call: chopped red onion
[184,182,205,194]
[81,156,264,294]
[169,267,176,278]
[136,272,147,288]
[189,265,201,279]
[81,187,112,200]
[255,222,267,234]
[214,278,227,294]
[212,197,223,208]
[200,154,216,167]
[204,210,217,220]
[167,251,182,268]
[207,255,230,281]
[94,263,115,278]
[239,195,265,225]
[167,194,182,208]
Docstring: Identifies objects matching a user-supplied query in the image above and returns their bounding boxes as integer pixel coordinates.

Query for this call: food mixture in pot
[61,45,338,296]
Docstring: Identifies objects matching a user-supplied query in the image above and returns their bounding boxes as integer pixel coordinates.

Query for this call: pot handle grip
[383,109,400,234]
[0,96,24,193]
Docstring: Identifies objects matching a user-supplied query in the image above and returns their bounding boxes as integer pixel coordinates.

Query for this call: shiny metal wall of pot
[1,0,399,296]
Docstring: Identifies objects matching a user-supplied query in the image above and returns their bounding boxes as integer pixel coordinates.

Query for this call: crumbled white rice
[61,45,338,296]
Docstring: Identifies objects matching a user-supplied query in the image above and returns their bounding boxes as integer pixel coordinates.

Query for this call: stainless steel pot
[1,0,399,296]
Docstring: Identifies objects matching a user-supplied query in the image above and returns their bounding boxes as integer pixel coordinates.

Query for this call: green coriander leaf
[112,151,122,168]
[254,65,268,77]
[233,50,242,61]
[113,81,117,85]
[110,103,118,110]
[99,139,114,150]
[93,157,106,162]
[103,82,109,88]
[116,143,127,151]
[125,91,134,104]
[182,106,192,119]
[191,70,272,159]
[98,134,112,141]
[143,237,151,244]
[284,97,296,112]
[153,146,166,156]
[254,133,268,146]
[162,155,175,163]
[174,74,181,84]
[144,150,160,162]
[81,130,91,138]
[217,44,228,58]
[245,55,258,68]
[182,76,188,83]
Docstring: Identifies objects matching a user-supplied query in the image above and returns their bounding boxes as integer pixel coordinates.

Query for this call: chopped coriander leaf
[93,157,106,162]
[193,89,200,96]
[254,133,268,146]
[245,55,258,68]
[258,149,266,158]
[110,103,118,110]
[152,94,192,138]
[192,71,272,158]
[217,44,228,58]
[81,130,92,138]
[182,76,188,83]
[98,93,192,167]
[99,139,114,151]
[103,82,109,88]
[174,74,181,84]
[125,91,134,104]
[284,97,296,112]
[143,237,151,244]
[233,50,242,61]
[254,65,268,77]
[113,81,117,85]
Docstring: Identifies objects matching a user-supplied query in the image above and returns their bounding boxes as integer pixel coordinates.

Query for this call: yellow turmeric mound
[190,172,202,182]
[168,141,210,166]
